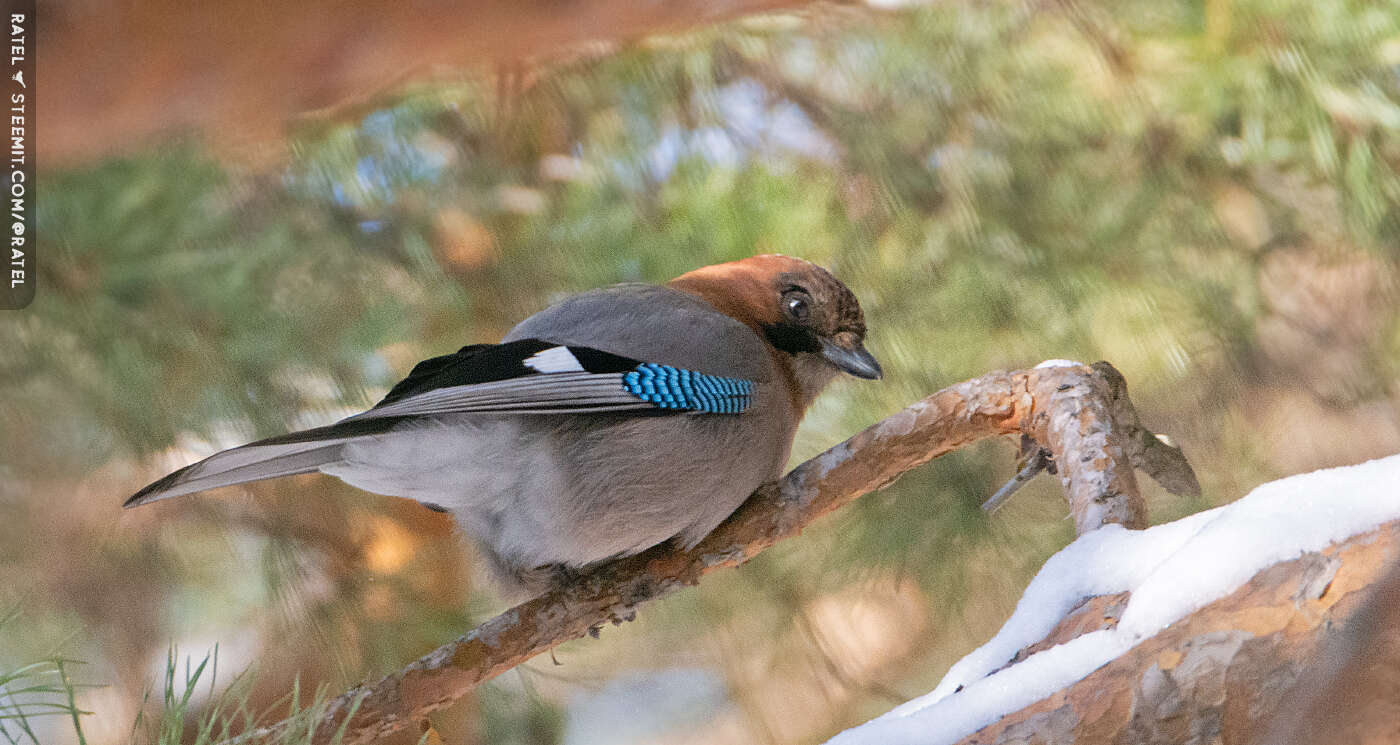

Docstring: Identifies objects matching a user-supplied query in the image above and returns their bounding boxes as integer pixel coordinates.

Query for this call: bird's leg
[537,563,639,636]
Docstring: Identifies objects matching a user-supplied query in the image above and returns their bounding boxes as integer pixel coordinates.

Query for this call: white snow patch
[828,453,1400,745]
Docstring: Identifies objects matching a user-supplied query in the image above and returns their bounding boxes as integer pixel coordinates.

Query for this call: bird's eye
[783,291,812,323]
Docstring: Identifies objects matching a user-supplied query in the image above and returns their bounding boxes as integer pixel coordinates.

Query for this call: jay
[125,255,881,593]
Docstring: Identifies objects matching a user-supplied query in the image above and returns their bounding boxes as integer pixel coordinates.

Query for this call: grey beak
[820,338,883,380]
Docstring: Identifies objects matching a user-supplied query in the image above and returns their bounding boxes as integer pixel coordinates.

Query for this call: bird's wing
[354,282,775,420]
[348,338,756,419]
[123,339,756,507]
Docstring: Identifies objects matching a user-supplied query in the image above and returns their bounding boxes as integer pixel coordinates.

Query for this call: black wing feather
[378,341,541,405]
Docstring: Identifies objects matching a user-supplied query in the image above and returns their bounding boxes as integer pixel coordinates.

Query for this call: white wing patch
[523,346,586,373]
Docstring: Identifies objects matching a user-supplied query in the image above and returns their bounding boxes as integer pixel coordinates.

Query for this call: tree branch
[43,0,824,165]
[244,361,1196,745]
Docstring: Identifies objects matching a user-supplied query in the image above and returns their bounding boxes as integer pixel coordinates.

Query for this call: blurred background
[5,0,1400,742]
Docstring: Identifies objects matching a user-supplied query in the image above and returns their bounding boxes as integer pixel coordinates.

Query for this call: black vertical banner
[1,0,31,310]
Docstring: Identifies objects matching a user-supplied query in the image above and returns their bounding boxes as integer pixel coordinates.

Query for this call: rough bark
[947,520,1400,745]
[239,361,1194,745]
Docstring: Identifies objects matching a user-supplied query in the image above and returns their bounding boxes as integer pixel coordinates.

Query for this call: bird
[125,254,881,595]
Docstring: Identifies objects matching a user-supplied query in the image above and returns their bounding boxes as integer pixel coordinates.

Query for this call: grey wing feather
[346,372,653,420]
[123,426,371,507]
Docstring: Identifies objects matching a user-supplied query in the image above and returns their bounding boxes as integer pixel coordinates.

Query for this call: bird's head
[669,255,881,407]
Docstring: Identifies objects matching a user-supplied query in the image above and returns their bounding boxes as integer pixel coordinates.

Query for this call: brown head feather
[669,255,865,336]
[669,254,873,411]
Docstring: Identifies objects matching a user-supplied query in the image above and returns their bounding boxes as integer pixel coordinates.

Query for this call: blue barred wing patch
[622,363,754,414]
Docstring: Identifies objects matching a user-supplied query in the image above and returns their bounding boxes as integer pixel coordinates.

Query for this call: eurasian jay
[125,254,881,593]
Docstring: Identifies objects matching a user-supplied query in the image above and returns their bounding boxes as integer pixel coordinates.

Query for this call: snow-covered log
[831,454,1400,745]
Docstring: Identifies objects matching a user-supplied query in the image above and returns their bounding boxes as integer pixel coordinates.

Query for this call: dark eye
[783,291,811,323]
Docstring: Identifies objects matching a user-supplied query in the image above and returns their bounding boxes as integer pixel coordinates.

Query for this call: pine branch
[242,361,1197,745]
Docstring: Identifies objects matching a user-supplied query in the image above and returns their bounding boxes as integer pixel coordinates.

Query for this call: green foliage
[19,147,413,464]
[0,607,90,745]
[0,657,89,745]
[0,640,399,745]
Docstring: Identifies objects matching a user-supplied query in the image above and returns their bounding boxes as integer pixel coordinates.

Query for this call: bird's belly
[532,411,786,564]
[318,412,785,573]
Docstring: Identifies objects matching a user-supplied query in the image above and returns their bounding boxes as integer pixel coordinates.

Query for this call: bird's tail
[123,419,399,508]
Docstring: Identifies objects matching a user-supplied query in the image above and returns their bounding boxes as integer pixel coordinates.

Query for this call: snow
[1033,359,1084,369]
[827,453,1400,745]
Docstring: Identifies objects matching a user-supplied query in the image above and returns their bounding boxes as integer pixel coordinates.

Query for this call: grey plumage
[504,284,772,381]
